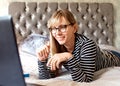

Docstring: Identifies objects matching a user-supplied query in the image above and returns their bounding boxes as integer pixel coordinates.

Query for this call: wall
[0,0,120,49]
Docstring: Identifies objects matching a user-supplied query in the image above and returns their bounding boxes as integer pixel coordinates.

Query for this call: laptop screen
[0,16,26,86]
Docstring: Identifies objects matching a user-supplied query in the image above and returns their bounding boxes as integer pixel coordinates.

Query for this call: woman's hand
[36,42,50,61]
[47,52,73,71]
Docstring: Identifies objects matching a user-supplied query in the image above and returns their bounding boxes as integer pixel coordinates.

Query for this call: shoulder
[75,33,99,53]
[75,33,96,45]
[75,33,87,40]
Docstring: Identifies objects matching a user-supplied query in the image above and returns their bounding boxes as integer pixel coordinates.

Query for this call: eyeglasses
[50,24,72,34]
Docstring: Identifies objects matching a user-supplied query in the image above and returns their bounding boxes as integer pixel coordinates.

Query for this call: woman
[36,9,120,82]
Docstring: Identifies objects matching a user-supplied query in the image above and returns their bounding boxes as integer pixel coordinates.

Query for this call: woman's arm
[37,42,58,79]
[38,60,59,79]
[64,40,97,82]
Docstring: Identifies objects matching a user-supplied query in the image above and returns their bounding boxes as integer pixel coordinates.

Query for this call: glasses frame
[50,23,72,34]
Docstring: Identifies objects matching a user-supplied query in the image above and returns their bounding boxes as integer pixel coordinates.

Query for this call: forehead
[51,17,69,27]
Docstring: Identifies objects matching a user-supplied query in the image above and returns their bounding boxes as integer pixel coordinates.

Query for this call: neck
[64,35,75,53]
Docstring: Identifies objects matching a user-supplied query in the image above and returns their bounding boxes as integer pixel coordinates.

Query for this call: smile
[56,37,65,41]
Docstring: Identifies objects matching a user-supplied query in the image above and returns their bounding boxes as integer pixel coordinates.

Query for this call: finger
[37,50,46,61]
[52,60,57,70]
[39,56,46,61]
[37,52,45,61]
[39,50,42,56]
[46,46,50,53]
[44,47,49,57]
[42,47,49,58]
[51,59,57,71]
[47,57,52,66]
[56,60,60,69]
[36,48,41,57]
[42,49,46,57]
[46,42,50,52]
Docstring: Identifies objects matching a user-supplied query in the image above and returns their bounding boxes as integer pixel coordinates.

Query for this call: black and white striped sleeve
[38,60,57,79]
[64,40,97,82]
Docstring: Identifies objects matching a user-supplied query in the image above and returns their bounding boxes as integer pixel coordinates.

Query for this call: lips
[55,36,65,44]
[56,37,65,41]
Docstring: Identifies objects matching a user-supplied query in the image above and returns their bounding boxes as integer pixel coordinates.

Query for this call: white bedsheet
[19,49,120,86]
[25,67,120,86]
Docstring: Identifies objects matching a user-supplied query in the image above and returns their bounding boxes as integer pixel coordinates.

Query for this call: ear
[73,23,78,33]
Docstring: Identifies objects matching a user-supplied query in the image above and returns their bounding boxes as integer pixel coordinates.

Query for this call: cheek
[66,32,74,40]
[52,34,55,38]
[52,34,57,39]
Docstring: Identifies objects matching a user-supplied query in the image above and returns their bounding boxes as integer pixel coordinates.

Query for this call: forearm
[38,60,57,79]
[63,57,94,82]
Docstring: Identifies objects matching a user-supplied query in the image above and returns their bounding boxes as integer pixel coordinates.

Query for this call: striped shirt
[38,33,120,82]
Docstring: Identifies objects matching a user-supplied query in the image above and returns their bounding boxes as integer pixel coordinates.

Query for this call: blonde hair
[47,9,78,56]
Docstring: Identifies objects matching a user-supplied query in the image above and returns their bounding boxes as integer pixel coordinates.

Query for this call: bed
[9,2,120,86]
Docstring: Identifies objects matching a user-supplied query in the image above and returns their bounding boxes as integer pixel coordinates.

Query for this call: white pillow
[18,34,49,78]
[19,34,49,55]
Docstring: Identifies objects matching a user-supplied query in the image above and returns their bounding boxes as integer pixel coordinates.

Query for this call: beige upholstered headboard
[9,2,114,45]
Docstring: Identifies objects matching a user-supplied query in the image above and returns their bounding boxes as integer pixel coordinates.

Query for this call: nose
[56,29,62,35]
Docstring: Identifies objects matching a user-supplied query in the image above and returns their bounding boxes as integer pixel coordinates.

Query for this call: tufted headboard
[9,2,114,45]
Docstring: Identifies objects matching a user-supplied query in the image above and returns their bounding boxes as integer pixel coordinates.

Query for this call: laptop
[0,16,27,86]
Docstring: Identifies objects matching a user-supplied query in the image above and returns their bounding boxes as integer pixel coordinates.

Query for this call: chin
[57,41,65,45]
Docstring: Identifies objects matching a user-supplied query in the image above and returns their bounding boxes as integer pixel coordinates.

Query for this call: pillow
[19,34,49,78]
[99,44,120,53]
[19,34,49,56]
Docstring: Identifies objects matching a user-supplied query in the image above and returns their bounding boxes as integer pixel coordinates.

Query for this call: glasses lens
[51,28,56,34]
[60,27,66,32]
